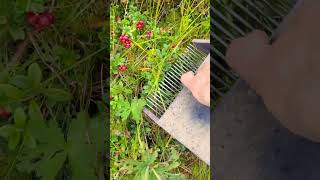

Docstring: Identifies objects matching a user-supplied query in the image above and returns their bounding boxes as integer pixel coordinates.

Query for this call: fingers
[181,63,210,107]
[181,71,195,91]
[225,30,271,92]
[226,30,269,71]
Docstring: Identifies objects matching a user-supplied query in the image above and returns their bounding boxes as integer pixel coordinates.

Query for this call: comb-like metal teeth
[146,44,207,117]
[145,0,296,118]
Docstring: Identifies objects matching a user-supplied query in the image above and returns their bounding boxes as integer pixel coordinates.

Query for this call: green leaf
[24,130,36,148]
[15,0,29,11]
[67,112,96,180]
[0,70,9,83]
[27,63,42,88]
[89,113,106,152]
[28,101,47,141]
[14,107,26,129]
[29,1,44,12]
[68,111,87,144]
[0,16,7,25]
[43,88,72,102]
[0,84,24,100]
[8,130,20,150]
[9,27,25,41]
[36,152,67,180]
[131,98,146,123]
[0,124,15,138]
[68,143,96,180]
[11,75,30,89]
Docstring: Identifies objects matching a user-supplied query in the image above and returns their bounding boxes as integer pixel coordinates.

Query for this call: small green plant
[120,148,184,180]
[0,0,107,179]
[0,63,106,179]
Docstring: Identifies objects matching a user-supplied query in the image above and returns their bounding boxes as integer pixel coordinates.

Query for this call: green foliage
[120,148,184,180]
[111,0,210,179]
[0,0,45,42]
[0,0,107,178]
[0,101,106,180]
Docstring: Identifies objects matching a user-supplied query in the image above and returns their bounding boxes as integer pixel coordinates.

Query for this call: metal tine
[211,57,237,81]
[215,1,254,31]
[212,73,232,89]
[266,0,289,16]
[193,46,207,58]
[167,71,182,85]
[158,83,177,98]
[212,46,226,62]
[178,59,193,72]
[147,97,164,114]
[277,0,292,12]
[212,19,236,39]
[276,1,290,14]
[188,45,207,60]
[241,0,280,27]
[145,103,158,115]
[212,32,228,48]
[158,84,172,99]
[147,97,161,112]
[212,85,224,97]
[151,92,169,109]
[214,7,246,36]
[163,76,181,91]
[186,46,207,65]
[185,46,206,64]
[180,55,200,72]
[178,54,198,71]
[259,0,286,17]
[153,87,170,102]
[148,95,165,113]
[171,64,185,76]
[163,80,177,93]
[230,0,274,33]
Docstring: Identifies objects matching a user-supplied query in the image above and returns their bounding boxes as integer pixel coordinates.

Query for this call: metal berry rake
[212,0,297,103]
[143,0,298,166]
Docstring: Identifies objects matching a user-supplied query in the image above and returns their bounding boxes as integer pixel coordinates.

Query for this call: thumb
[226,30,271,92]
[181,71,195,91]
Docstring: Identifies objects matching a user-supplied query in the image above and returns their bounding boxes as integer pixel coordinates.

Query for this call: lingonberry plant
[0,0,107,179]
[111,0,210,179]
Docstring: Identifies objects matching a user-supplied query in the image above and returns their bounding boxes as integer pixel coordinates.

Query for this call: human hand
[225,0,320,142]
[181,63,210,107]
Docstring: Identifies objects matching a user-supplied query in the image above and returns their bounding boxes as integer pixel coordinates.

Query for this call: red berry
[118,65,128,71]
[38,15,51,27]
[0,107,11,120]
[123,35,129,40]
[136,21,144,30]
[146,31,151,38]
[26,12,39,25]
[114,151,120,156]
[125,44,131,49]
[41,12,55,24]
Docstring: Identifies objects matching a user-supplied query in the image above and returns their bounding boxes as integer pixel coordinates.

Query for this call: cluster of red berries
[146,31,152,38]
[26,11,54,31]
[119,34,131,49]
[0,107,11,120]
[118,65,128,72]
[136,20,144,30]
